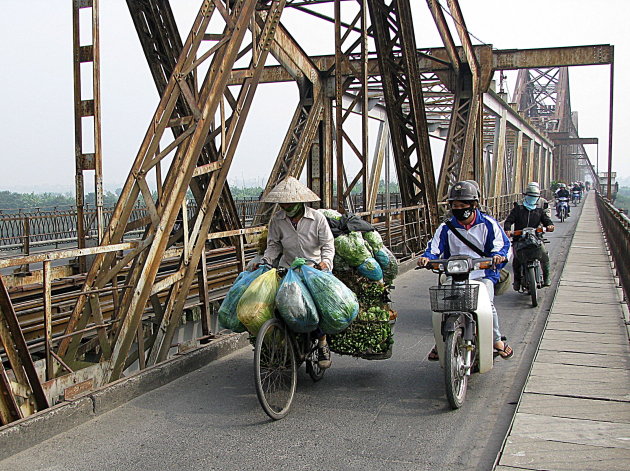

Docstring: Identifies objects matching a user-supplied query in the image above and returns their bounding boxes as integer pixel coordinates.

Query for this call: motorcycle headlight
[446,259,469,274]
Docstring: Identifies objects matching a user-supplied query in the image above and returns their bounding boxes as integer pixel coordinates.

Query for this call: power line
[436,0,490,47]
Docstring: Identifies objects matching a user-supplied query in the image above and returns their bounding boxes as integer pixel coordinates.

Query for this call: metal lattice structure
[0,0,615,425]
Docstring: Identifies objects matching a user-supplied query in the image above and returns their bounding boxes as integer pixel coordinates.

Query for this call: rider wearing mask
[504,183,555,289]
[260,176,335,369]
[418,181,513,360]
[554,183,571,217]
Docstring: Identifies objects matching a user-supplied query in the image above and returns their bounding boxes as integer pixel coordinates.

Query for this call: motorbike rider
[504,183,555,289]
[528,181,551,218]
[417,180,513,360]
[571,182,582,202]
[554,183,571,217]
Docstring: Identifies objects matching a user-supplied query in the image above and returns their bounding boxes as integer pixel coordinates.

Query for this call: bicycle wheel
[306,338,325,382]
[528,266,538,307]
[444,327,468,409]
[254,318,297,420]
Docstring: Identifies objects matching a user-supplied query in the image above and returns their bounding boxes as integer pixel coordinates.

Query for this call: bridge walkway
[496,192,630,470]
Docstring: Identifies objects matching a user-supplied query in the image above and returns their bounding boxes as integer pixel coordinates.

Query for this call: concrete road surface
[0,203,582,471]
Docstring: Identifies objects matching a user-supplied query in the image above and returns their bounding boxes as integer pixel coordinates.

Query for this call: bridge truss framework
[0,0,614,425]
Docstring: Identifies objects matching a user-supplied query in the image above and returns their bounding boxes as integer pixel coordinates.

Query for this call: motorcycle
[571,190,581,206]
[512,227,548,307]
[420,256,496,409]
[556,197,569,222]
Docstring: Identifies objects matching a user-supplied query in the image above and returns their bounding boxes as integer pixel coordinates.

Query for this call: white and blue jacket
[422,210,511,284]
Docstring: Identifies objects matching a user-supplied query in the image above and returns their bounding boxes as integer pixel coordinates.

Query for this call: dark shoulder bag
[444,220,511,296]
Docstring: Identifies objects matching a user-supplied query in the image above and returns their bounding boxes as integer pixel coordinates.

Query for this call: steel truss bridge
[0,0,618,428]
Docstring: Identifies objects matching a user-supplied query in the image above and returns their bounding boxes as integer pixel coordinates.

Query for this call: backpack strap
[444,220,489,257]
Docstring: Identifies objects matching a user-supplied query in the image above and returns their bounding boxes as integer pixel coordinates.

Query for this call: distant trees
[0,190,122,211]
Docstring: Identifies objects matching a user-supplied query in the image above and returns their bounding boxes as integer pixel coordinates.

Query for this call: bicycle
[253,265,326,420]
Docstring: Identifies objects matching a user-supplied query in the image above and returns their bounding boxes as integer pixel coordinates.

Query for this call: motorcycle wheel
[528,266,538,307]
[560,208,565,222]
[444,328,468,409]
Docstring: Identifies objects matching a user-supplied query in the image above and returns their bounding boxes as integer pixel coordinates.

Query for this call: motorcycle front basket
[429,284,479,312]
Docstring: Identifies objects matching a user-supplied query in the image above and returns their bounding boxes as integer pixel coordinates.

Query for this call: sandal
[494,342,514,360]
[427,346,439,361]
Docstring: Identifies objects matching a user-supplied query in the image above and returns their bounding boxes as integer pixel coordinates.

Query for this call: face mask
[284,203,304,218]
[523,195,539,210]
[452,207,473,221]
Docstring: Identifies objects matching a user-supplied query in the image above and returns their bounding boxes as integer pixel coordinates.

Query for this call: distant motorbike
[557,197,569,222]
[571,191,581,206]
[419,256,496,409]
[512,227,548,307]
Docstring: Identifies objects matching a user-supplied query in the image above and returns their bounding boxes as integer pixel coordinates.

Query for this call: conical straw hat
[261,176,321,203]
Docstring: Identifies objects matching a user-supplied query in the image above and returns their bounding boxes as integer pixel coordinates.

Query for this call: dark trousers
[513,246,550,283]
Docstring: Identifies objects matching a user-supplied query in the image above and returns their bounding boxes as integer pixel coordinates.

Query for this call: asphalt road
[0,202,583,471]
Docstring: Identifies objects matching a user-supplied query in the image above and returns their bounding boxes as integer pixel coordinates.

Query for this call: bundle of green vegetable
[334,231,371,267]
[328,316,394,358]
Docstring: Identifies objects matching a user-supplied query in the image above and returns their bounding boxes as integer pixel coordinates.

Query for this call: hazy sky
[0,0,627,194]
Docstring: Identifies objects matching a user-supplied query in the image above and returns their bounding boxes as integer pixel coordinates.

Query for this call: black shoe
[513,280,521,291]
[318,343,332,369]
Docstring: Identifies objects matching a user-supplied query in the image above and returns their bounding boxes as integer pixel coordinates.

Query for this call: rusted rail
[596,192,630,306]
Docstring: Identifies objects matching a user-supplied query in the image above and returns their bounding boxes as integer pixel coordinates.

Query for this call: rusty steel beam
[73,0,104,270]
[127,0,242,237]
[0,276,49,421]
[368,0,438,246]
[493,44,613,70]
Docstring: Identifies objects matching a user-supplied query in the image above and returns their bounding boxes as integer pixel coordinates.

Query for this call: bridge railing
[596,192,630,306]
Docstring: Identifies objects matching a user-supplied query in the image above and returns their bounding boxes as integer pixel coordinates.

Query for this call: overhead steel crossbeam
[59,0,287,381]
[367,0,438,245]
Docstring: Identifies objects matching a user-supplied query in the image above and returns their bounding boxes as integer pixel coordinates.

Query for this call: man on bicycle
[417,180,514,360]
[504,183,555,289]
[259,176,335,369]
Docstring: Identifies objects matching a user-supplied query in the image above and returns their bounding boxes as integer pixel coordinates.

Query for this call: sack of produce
[301,265,359,334]
[318,208,343,221]
[218,267,268,332]
[276,268,319,333]
[364,230,384,252]
[357,257,383,281]
[237,268,280,335]
[373,249,390,270]
[381,247,398,285]
[334,231,371,267]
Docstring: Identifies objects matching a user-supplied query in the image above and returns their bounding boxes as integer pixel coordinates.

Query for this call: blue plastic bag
[301,265,359,334]
[373,249,390,270]
[276,268,319,333]
[218,267,267,332]
[357,257,384,281]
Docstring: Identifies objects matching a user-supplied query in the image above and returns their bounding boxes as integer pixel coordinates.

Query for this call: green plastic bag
[301,265,358,334]
[364,230,384,252]
[237,269,280,335]
[334,231,371,267]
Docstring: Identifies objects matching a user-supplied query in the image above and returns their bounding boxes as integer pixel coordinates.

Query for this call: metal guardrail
[0,195,405,254]
[596,192,630,306]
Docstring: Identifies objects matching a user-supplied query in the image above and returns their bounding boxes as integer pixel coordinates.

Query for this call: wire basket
[429,284,479,312]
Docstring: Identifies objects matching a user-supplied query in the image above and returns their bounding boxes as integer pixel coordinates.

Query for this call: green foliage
[614,186,630,212]
[0,190,122,210]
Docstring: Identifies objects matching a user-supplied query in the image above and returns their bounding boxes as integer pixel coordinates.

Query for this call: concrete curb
[0,332,249,460]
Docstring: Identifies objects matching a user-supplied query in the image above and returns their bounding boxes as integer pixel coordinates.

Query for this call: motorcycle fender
[431,313,467,370]
[471,279,494,374]
[432,312,446,369]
